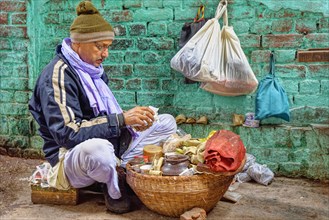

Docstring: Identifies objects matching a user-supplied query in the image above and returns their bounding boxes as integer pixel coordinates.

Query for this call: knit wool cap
[70,1,114,43]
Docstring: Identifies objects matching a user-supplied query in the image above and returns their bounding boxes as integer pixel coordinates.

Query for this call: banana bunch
[199,130,217,142]
[183,139,202,146]
[190,142,206,165]
[149,157,164,176]
[175,140,206,165]
[175,139,199,154]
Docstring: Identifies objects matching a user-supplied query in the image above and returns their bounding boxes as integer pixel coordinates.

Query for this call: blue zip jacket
[29,45,131,167]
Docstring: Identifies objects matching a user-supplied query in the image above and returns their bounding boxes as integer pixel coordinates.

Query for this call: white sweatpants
[63,114,176,199]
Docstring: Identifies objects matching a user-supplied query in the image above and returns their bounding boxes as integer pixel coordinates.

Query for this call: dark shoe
[81,182,103,193]
[103,167,131,214]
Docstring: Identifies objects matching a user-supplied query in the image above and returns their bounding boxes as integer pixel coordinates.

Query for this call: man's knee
[159,114,177,132]
[77,138,116,164]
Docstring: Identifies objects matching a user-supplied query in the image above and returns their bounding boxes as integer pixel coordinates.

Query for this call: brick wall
[0,0,328,179]
[0,0,35,157]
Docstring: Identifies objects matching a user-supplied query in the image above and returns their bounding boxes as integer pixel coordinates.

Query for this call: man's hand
[123,106,155,132]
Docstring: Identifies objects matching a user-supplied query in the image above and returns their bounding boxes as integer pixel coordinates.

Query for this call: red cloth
[204,130,246,172]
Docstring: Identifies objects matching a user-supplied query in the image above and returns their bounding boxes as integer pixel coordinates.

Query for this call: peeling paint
[254,0,329,17]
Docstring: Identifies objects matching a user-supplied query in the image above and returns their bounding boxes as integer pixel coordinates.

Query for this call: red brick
[143,79,159,90]
[239,34,261,48]
[110,10,133,22]
[262,34,304,48]
[256,8,301,18]
[12,39,29,51]
[305,33,329,48]
[0,1,26,12]
[250,21,272,34]
[297,50,329,62]
[309,64,329,78]
[0,13,8,24]
[44,13,60,24]
[126,78,141,90]
[276,64,306,78]
[12,13,27,25]
[272,19,293,33]
[318,18,329,30]
[305,33,329,41]
[296,18,318,34]
[251,50,271,63]
[0,26,27,38]
[180,207,207,220]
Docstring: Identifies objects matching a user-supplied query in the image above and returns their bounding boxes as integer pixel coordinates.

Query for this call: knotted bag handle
[222,0,229,26]
[194,5,205,22]
[215,0,227,20]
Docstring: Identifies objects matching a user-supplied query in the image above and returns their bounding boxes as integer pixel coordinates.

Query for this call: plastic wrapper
[247,163,274,186]
[162,133,191,153]
[242,153,256,172]
[131,105,159,127]
[29,162,51,188]
[236,172,252,183]
[176,127,188,137]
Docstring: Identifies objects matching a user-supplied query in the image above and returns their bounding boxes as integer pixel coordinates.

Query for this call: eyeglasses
[94,42,111,53]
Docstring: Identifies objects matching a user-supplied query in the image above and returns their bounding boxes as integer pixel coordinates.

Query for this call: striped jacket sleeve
[38,59,122,149]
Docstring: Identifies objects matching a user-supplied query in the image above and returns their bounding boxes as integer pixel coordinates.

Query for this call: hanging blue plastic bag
[255,53,290,121]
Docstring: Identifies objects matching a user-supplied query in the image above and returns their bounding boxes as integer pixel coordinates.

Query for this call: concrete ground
[1,155,329,220]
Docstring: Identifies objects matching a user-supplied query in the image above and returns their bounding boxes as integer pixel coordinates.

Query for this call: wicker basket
[126,157,245,217]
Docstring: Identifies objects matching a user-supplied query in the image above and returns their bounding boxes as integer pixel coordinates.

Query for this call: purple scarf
[61,38,137,137]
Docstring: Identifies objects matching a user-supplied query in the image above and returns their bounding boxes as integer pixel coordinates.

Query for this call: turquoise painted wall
[0,0,328,179]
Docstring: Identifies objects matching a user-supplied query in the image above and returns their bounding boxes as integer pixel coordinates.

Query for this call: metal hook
[220,0,228,5]
[196,0,208,7]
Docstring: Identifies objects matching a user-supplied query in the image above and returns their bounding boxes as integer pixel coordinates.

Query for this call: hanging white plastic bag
[170,3,227,82]
[200,8,258,96]
[171,0,258,96]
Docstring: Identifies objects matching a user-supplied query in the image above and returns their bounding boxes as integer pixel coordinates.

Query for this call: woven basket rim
[126,155,246,180]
